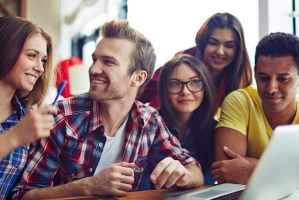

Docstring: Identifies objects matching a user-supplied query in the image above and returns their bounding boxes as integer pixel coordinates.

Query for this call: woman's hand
[10,105,57,147]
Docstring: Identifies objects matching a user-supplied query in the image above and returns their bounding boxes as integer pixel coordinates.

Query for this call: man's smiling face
[88,37,135,101]
[255,55,299,114]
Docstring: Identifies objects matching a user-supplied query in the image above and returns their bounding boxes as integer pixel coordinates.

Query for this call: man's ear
[131,70,147,87]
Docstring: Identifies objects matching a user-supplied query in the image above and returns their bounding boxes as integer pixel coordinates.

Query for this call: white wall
[127,0,259,70]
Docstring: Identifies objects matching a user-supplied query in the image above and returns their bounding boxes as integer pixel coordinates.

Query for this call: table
[50,185,214,200]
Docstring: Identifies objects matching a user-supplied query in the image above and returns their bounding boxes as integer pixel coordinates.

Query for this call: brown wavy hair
[196,12,252,97]
[158,54,217,170]
[0,15,55,107]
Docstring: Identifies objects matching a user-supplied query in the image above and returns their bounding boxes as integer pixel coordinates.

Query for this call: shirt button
[89,168,93,172]
[99,143,103,147]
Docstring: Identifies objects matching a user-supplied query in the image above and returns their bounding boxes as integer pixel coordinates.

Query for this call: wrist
[7,130,22,149]
[71,177,93,196]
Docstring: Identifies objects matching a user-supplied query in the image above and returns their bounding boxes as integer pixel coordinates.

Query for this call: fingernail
[224,146,228,150]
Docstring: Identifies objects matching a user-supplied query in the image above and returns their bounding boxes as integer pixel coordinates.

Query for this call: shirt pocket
[60,158,91,182]
[60,137,93,182]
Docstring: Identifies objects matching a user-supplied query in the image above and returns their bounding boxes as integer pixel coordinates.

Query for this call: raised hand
[10,105,57,147]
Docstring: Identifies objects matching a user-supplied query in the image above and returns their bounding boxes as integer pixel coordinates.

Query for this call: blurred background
[0,0,297,102]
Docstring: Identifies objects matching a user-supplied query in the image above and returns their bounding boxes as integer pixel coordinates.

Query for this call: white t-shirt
[94,116,129,175]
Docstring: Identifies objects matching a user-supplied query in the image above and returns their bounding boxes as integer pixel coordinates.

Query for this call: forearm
[182,164,204,189]
[21,178,91,200]
[0,130,22,159]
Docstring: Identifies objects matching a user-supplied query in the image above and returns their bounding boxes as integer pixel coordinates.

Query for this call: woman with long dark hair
[158,54,217,184]
[139,12,252,111]
[0,16,57,198]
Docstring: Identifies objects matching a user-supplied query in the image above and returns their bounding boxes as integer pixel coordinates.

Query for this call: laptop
[153,124,299,200]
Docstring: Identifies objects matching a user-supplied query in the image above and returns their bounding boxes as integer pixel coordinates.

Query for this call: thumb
[223,146,241,159]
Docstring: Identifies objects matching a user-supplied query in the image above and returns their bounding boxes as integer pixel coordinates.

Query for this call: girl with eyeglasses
[158,54,217,185]
[0,16,57,199]
[138,12,252,111]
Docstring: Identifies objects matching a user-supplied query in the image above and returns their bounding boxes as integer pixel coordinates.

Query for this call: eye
[92,57,97,64]
[278,77,289,82]
[225,44,235,48]
[169,81,180,87]
[208,41,217,45]
[191,80,201,85]
[104,60,114,65]
[28,54,36,58]
[41,59,47,64]
[258,76,269,82]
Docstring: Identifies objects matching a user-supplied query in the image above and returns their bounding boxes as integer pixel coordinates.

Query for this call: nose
[180,83,191,96]
[89,61,103,76]
[33,59,44,74]
[216,45,225,55]
[266,78,278,94]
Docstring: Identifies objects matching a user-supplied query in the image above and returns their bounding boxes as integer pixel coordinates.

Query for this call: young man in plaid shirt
[12,20,204,199]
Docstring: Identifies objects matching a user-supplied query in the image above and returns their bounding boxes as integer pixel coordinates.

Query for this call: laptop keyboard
[211,190,244,200]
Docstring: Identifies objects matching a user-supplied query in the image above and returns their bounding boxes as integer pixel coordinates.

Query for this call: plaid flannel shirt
[12,93,200,199]
[0,96,27,200]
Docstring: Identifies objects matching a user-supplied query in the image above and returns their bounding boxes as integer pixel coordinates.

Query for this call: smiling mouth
[92,79,107,84]
[212,56,226,63]
[25,74,37,82]
[178,99,194,103]
[264,96,282,101]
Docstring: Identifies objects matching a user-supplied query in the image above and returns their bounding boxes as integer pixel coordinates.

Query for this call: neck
[211,68,224,87]
[0,83,16,123]
[99,96,135,137]
[263,102,297,130]
[176,112,192,140]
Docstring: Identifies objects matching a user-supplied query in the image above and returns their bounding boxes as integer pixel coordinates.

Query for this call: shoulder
[56,93,91,116]
[223,85,259,107]
[133,100,164,127]
[175,46,198,56]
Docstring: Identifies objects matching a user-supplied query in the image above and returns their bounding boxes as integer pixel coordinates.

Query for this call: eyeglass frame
[168,80,204,94]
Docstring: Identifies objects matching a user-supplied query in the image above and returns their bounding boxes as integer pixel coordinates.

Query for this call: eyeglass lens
[168,80,203,94]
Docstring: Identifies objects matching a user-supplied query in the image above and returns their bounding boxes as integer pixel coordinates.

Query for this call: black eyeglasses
[168,80,204,94]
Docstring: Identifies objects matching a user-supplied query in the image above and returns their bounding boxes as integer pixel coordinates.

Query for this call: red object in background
[56,56,83,98]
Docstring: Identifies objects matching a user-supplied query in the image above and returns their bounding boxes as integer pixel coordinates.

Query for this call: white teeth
[213,57,225,61]
[26,75,36,81]
[93,80,106,84]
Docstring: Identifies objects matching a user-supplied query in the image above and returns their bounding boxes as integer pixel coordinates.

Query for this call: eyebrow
[257,72,291,76]
[25,49,47,58]
[170,76,201,81]
[92,54,120,65]
[208,37,236,43]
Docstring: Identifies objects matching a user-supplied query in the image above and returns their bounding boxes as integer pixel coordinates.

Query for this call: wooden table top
[50,185,214,200]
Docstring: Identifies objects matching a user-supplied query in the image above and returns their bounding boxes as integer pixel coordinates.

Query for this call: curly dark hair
[255,32,299,74]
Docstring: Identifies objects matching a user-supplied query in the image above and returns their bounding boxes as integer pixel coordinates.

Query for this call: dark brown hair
[0,15,55,107]
[158,54,217,170]
[196,12,252,96]
[100,20,156,97]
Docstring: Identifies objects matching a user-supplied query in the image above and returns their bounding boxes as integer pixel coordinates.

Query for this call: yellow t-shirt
[216,85,299,159]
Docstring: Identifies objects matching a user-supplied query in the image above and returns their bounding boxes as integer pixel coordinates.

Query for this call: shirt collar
[88,99,104,134]
[129,100,145,128]
[12,95,27,121]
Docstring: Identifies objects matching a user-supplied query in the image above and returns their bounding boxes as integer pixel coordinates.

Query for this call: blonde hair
[100,20,156,97]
